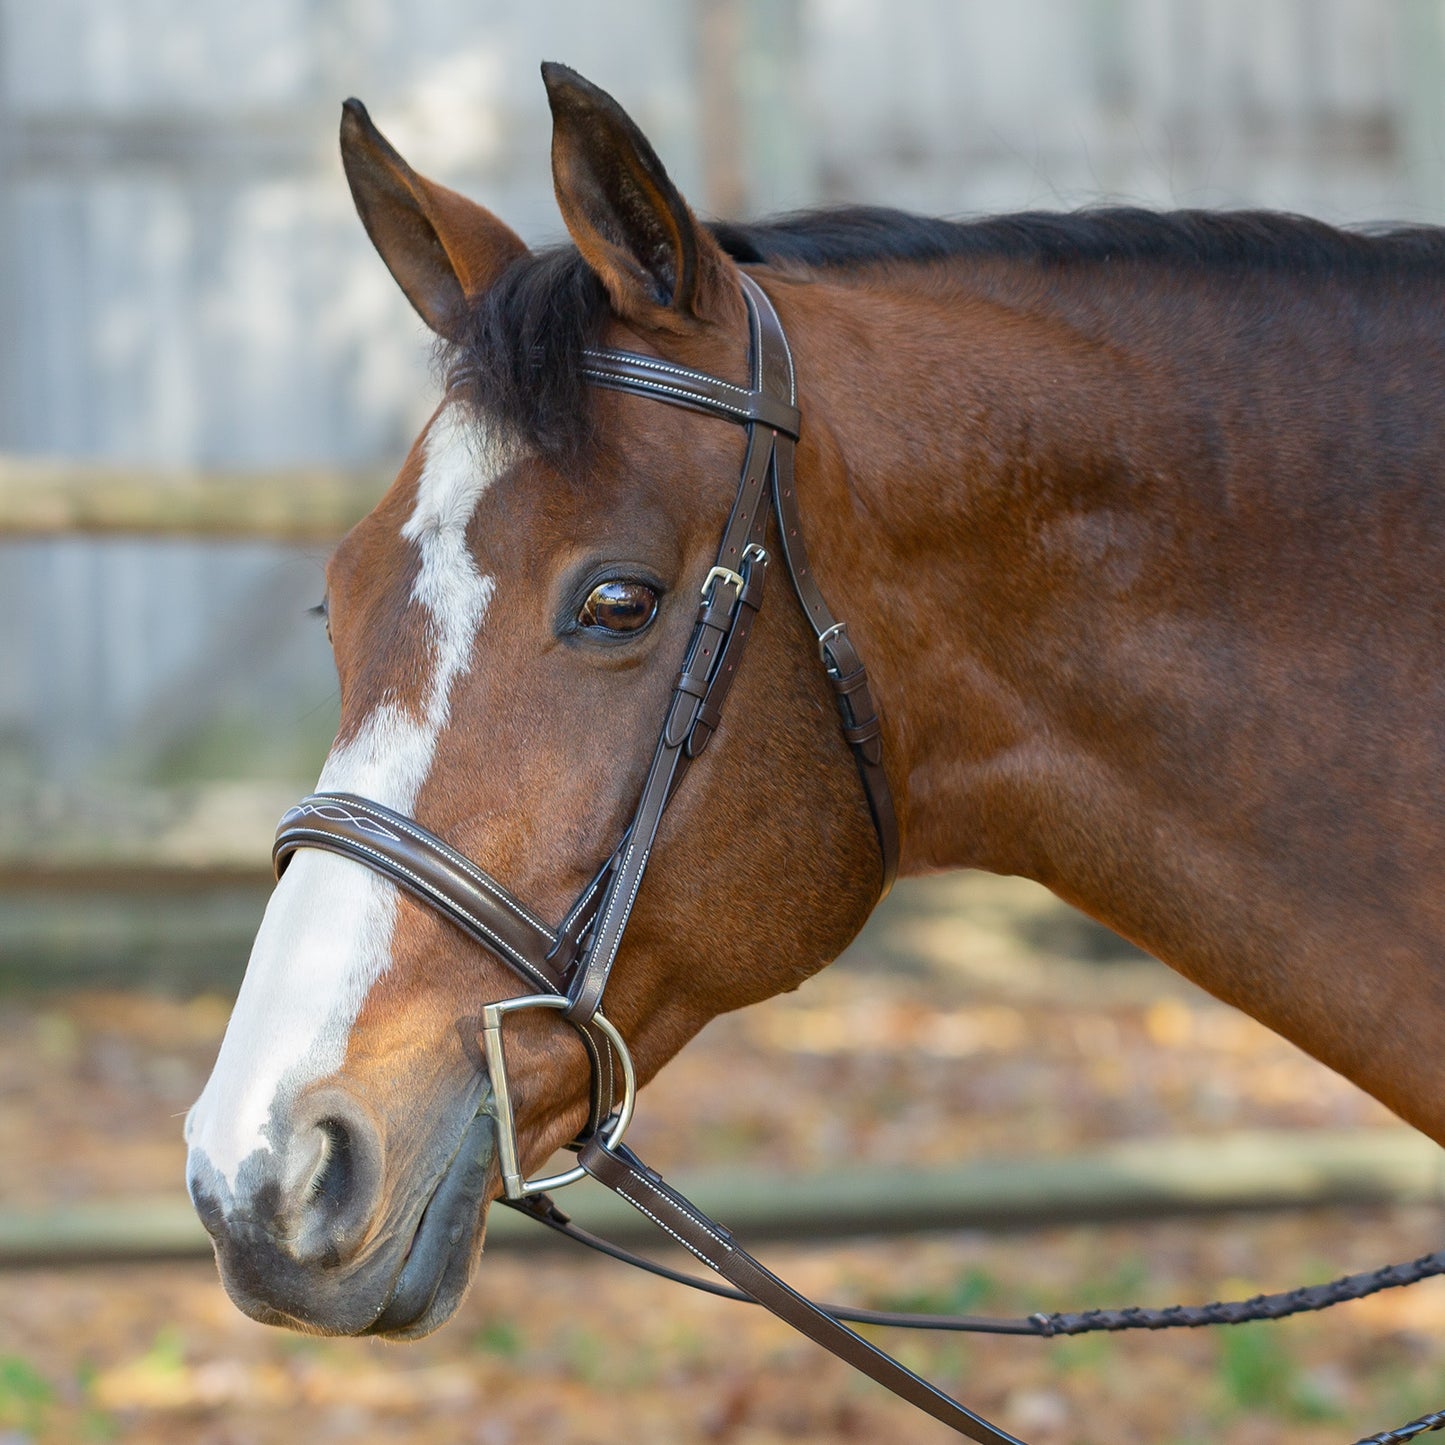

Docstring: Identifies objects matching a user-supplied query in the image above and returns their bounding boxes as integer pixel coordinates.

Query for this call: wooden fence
[4,1129,1441,1266]
[0,455,382,541]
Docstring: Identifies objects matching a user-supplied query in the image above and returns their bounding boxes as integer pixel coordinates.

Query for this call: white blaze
[186,405,506,1189]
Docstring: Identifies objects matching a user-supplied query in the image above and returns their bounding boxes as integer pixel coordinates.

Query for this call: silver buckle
[700,546,768,604]
[479,994,637,1199]
[817,620,847,667]
[700,566,744,602]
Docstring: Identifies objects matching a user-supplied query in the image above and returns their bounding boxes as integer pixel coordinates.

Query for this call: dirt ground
[2,873,1443,1444]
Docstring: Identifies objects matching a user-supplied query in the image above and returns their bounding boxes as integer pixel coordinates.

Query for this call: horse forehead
[404,403,515,537]
[332,400,517,573]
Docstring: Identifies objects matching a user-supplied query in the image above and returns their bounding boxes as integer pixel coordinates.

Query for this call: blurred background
[4,2,1445,1442]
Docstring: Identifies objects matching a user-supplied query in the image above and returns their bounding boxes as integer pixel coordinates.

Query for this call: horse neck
[783,259,1445,1140]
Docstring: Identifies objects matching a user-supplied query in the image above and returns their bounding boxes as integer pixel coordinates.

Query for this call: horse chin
[364,1111,498,1339]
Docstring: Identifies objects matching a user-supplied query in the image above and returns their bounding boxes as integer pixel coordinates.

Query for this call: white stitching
[581,370,754,424]
[281,832,558,995]
[590,841,636,975]
[358,811,554,937]
[280,801,402,843]
[615,1184,734,1262]
[308,795,552,932]
[603,357,751,399]
[582,368,798,437]
[307,794,555,941]
[588,844,649,994]
[582,350,754,401]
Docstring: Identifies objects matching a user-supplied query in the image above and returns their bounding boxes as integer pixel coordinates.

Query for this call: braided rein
[1028,1248,1445,1337]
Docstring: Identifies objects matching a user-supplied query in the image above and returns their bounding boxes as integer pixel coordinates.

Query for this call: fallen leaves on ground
[1,874,1439,1443]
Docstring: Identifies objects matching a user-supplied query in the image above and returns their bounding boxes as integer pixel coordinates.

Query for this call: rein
[272,274,1444,1445]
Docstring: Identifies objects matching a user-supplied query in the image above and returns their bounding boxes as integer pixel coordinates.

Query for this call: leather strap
[275,793,566,991]
[746,276,897,889]
[499,1190,1045,1333]
[754,307,899,889]
[564,273,897,1020]
[578,1139,1028,1445]
[502,1190,1445,1338]
[581,348,801,438]
[273,792,619,1132]
[564,523,770,1024]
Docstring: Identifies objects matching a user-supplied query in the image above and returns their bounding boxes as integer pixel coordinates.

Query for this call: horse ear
[340,99,528,341]
[541,62,737,331]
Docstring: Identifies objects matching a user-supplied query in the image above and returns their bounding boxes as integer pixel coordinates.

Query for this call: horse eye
[578,579,658,634]
[308,598,332,644]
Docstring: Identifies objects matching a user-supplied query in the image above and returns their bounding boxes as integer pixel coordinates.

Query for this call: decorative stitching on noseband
[279,832,558,995]
[353,807,555,938]
[306,796,556,942]
[283,832,611,1099]
[280,801,403,843]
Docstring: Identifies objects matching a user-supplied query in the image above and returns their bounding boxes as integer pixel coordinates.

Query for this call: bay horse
[186,59,1445,1410]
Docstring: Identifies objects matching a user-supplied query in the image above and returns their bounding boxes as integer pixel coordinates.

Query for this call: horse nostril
[306,1118,353,1211]
[281,1097,383,1265]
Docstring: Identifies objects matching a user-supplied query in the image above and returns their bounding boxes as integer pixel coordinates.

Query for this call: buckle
[700,546,768,604]
[480,994,637,1199]
[817,620,847,668]
[700,566,744,603]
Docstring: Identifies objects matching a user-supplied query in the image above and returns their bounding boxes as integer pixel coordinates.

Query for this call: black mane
[714,205,1445,273]
[447,205,1445,460]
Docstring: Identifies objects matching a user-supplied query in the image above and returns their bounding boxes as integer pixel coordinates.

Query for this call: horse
[185,57,1445,1388]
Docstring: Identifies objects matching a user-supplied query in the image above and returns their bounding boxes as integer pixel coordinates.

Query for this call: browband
[580,348,802,437]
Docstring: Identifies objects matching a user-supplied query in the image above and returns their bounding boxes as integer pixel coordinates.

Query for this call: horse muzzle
[185,1090,497,1337]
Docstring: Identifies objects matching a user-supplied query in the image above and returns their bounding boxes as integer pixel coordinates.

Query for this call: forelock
[441,246,610,467]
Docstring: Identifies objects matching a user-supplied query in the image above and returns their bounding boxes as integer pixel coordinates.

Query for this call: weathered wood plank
[0,456,386,541]
[1,1129,1437,1267]
[0,784,296,882]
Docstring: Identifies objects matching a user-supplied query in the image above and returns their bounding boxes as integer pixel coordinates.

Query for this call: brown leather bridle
[269,273,1034,1443]
[273,272,897,1156]
[268,274,1445,1445]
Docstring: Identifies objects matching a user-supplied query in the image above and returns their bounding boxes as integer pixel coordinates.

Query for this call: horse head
[183,64,886,1338]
